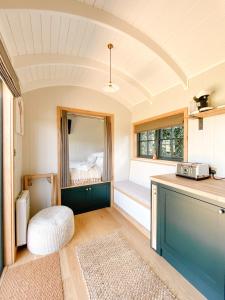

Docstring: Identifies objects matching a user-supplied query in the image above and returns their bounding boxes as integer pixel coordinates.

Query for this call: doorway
[57,107,114,213]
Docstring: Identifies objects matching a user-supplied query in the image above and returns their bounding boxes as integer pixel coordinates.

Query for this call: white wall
[69,115,104,162]
[130,160,176,188]
[188,115,225,174]
[22,86,131,214]
[132,62,225,177]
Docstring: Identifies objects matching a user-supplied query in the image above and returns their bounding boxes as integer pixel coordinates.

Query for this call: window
[137,125,184,161]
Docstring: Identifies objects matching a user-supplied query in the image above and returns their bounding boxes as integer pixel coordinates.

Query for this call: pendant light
[103,43,119,93]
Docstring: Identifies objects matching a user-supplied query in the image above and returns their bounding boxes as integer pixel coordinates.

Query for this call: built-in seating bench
[114,180,150,235]
[113,159,176,238]
[114,180,150,208]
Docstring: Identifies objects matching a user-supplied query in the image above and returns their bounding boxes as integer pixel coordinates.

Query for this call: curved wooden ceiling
[0,0,225,109]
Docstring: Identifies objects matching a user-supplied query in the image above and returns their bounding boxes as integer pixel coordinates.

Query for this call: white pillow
[87,154,97,164]
[96,157,103,174]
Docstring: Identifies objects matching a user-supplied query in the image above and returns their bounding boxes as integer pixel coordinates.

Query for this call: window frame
[137,126,184,162]
[133,108,188,163]
[137,130,157,159]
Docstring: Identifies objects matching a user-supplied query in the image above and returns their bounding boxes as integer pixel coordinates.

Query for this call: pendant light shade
[103,82,120,93]
[103,43,119,93]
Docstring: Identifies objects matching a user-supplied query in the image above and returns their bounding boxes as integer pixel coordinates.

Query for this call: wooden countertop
[151,174,225,206]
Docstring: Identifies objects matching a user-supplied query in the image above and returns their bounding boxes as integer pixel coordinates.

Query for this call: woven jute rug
[0,252,63,300]
[76,231,177,300]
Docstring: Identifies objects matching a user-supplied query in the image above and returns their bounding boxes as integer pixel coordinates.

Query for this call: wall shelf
[189,106,225,119]
[189,106,225,130]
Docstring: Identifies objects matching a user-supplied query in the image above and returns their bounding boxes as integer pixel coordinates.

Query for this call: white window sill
[131,157,178,166]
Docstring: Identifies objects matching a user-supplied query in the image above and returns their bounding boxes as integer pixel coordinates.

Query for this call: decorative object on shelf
[193,90,213,111]
[190,90,219,130]
[103,43,119,93]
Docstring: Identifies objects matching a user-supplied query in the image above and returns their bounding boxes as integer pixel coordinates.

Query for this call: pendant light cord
[107,43,113,85]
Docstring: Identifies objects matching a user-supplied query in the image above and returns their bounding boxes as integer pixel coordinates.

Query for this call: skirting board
[113,203,150,239]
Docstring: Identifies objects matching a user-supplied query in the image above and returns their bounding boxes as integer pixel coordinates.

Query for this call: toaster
[176,162,210,180]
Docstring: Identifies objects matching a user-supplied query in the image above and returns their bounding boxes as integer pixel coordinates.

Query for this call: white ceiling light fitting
[103,43,119,93]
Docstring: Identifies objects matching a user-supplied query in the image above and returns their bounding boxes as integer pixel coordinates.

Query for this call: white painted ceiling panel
[0,0,224,109]
[90,0,225,77]
[0,8,180,104]
[41,13,51,53]
[17,64,148,106]
[139,58,180,96]
[20,11,35,54]
[30,12,42,54]
[0,11,18,56]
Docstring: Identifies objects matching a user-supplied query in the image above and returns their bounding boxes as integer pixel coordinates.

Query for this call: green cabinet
[61,182,111,215]
[154,183,225,300]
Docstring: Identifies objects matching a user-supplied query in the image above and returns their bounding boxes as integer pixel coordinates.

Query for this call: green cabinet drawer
[61,182,111,215]
[156,185,225,300]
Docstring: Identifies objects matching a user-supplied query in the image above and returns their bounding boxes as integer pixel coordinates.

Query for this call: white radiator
[16,190,30,247]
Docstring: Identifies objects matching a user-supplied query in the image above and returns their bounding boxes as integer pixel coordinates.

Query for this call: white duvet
[69,152,103,185]
[70,165,102,185]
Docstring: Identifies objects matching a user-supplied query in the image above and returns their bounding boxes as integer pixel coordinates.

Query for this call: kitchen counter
[151,173,225,206]
[151,173,225,299]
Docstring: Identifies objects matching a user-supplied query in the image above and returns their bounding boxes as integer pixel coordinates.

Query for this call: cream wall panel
[132,61,225,177]
[129,160,176,189]
[22,86,131,211]
[188,115,225,177]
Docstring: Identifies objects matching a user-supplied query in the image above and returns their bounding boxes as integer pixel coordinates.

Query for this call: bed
[69,152,103,186]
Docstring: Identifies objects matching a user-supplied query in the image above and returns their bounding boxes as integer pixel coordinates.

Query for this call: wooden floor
[14,207,204,300]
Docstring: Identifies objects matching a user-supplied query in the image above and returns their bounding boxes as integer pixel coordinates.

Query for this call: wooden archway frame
[56,106,114,205]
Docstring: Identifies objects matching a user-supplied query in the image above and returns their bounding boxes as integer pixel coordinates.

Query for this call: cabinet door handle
[218,208,225,214]
[86,188,88,191]
[89,188,92,191]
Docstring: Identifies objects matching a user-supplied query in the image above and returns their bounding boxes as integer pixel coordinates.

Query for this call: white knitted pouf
[27,206,74,255]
